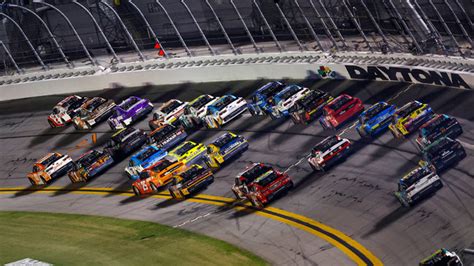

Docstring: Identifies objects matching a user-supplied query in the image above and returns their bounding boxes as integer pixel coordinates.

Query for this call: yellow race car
[206,132,249,168]
[169,164,214,199]
[168,141,208,166]
[388,101,435,138]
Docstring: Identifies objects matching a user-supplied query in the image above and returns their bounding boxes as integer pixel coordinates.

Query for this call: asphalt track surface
[0,79,473,265]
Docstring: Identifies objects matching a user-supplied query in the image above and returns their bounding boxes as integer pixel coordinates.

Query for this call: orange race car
[132,158,186,195]
[27,152,74,185]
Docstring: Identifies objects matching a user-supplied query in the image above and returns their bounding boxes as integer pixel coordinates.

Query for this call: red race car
[239,163,293,208]
[319,94,364,130]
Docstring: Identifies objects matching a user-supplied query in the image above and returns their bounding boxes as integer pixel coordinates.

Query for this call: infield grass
[0,211,267,265]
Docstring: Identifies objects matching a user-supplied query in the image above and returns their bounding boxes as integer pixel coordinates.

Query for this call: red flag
[158,50,165,56]
[154,43,161,49]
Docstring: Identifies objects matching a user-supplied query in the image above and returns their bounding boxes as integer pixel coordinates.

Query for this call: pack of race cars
[29,81,467,209]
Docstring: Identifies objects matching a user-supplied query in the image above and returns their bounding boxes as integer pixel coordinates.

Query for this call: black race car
[421,137,466,172]
[105,127,148,159]
[416,114,463,149]
[289,89,333,124]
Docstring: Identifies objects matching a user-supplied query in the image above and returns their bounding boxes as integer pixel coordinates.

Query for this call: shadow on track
[27,126,69,148]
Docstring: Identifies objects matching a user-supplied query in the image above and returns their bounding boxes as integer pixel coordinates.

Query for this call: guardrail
[0,51,472,101]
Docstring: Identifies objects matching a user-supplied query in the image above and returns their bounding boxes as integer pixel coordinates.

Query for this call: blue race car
[247,81,286,117]
[416,114,463,149]
[356,102,396,138]
[124,145,168,180]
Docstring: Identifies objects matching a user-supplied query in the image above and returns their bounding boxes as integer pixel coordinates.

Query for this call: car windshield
[360,103,388,123]
[212,133,237,148]
[313,136,339,153]
[254,172,278,187]
[150,160,173,172]
[190,95,213,109]
[400,167,430,189]
[180,166,205,183]
[39,153,61,167]
[327,95,351,111]
[174,142,196,156]
[396,101,420,118]
[278,85,300,100]
[425,138,452,159]
[112,128,136,143]
[85,98,105,112]
[137,147,158,161]
[77,151,101,168]
[242,164,273,182]
[52,107,60,114]
[258,82,284,99]
[299,90,325,108]
[422,115,447,133]
[212,95,235,110]
[151,125,176,141]
[160,100,182,114]
[120,97,139,111]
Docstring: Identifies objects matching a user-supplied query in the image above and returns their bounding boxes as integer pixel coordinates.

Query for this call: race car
[356,102,396,138]
[27,152,74,185]
[247,81,286,116]
[232,163,274,199]
[394,165,442,207]
[168,141,208,166]
[271,84,310,118]
[245,165,293,208]
[289,89,333,124]
[419,248,463,266]
[132,158,186,195]
[124,145,167,180]
[416,114,463,149]
[68,149,114,183]
[203,94,247,128]
[388,100,435,138]
[320,94,364,130]
[104,127,148,159]
[179,94,218,129]
[48,95,88,128]
[206,132,249,168]
[148,124,187,151]
[308,135,351,171]
[149,99,188,130]
[72,97,116,130]
[107,96,154,130]
[168,164,214,200]
[420,137,466,172]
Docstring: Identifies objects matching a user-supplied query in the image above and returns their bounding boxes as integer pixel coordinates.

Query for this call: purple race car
[107,96,154,130]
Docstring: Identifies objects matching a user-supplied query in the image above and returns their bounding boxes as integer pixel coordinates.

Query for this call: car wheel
[133,186,140,196]
[29,178,36,186]
[309,163,317,172]
[232,189,242,200]
[250,198,264,209]
[48,120,56,128]
[40,177,48,185]
[150,183,158,192]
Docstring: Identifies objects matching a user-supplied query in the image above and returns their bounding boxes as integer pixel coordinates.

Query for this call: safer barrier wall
[0,52,473,101]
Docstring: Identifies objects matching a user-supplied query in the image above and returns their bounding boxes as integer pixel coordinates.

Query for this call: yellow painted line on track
[0,186,382,266]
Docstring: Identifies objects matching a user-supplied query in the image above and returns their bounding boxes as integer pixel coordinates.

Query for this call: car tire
[29,178,36,186]
[232,189,242,200]
[48,120,56,128]
[40,177,48,185]
[250,198,264,209]
[309,163,317,172]
[133,186,140,196]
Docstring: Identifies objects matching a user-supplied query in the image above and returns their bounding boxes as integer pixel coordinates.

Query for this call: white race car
[149,99,188,130]
[179,94,218,129]
[204,95,247,128]
[27,152,74,185]
[308,135,351,171]
[271,85,310,118]
[395,166,442,207]
[48,95,88,128]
